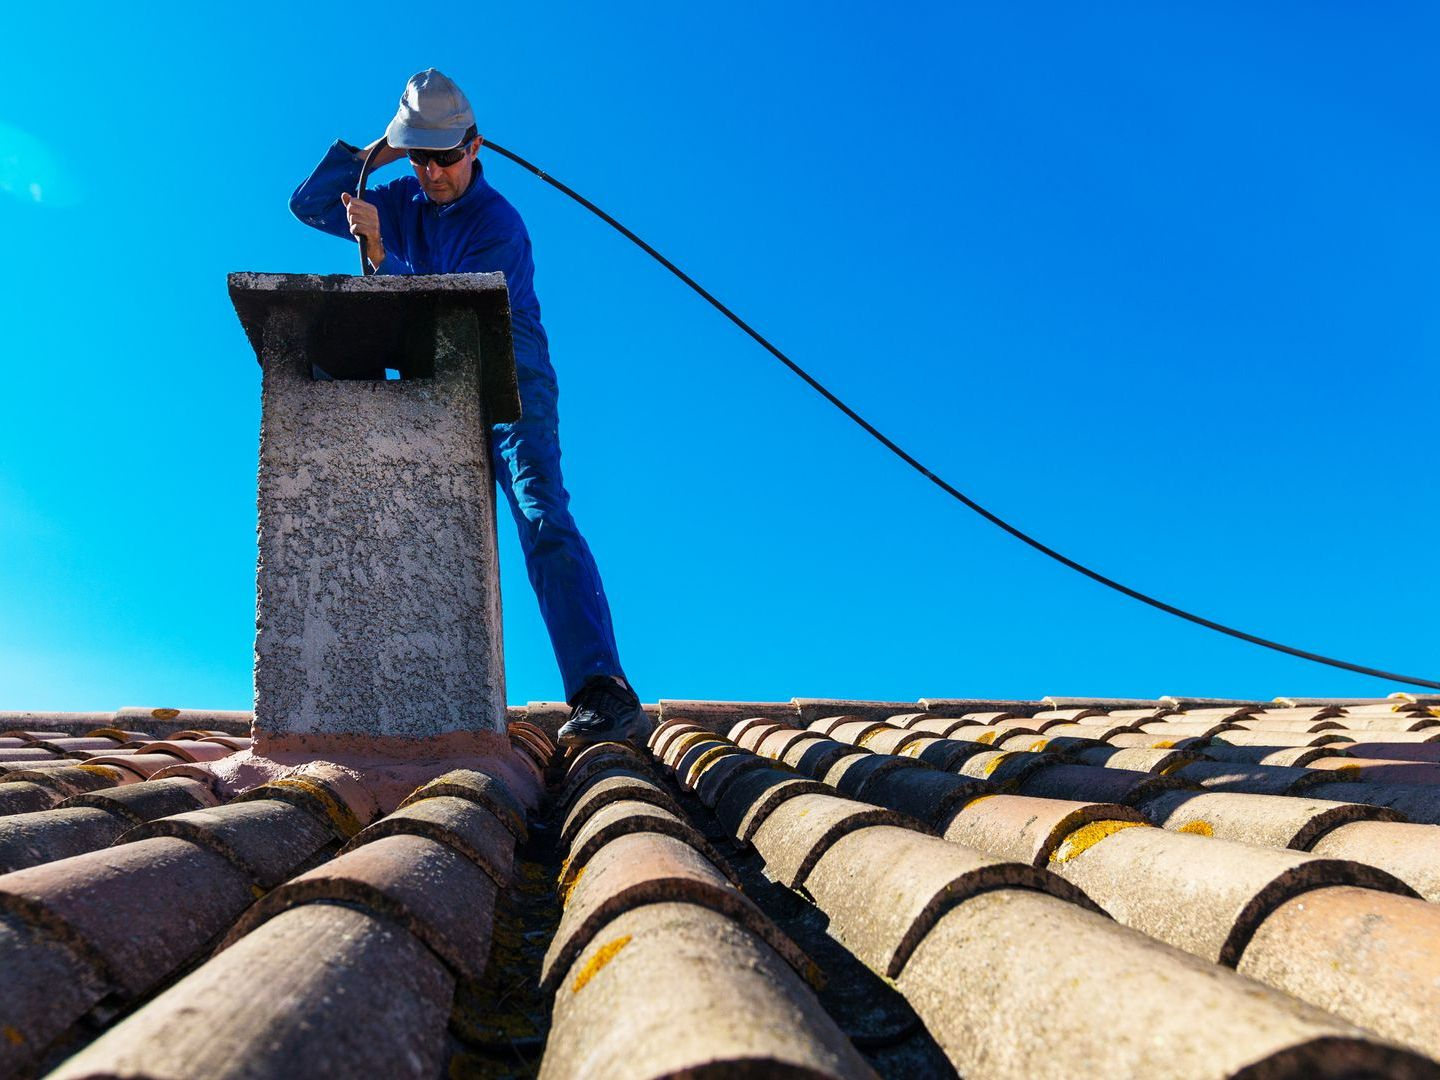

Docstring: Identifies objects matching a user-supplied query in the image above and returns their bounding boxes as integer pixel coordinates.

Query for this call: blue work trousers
[491,371,624,702]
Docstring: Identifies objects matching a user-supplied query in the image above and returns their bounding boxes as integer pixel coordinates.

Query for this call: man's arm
[289,139,407,270]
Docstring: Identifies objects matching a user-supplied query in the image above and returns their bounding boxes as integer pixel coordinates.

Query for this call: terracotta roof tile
[1072,745,1199,774]
[0,747,65,763]
[793,699,924,725]
[854,765,989,829]
[1136,789,1401,850]
[855,725,931,756]
[748,792,923,889]
[955,748,1054,787]
[1103,730,1205,749]
[539,831,811,993]
[659,728,730,768]
[230,833,498,982]
[48,902,456,1080]
[397,767,529,840]
[714,767,829,842]
[1138,719,1237,738]
[894,735,991,771]
[941,793,1147,866]
[81,752,189,780]
[1197,743,1338,767]
[902,715,991,738]
[0,910,109,1076]
[1237,884,1440,1062]
[1016,761,1193,805]
[668,733,737,781]
[1036,721,1130,741]
[121,798,337,888]
[730,719,790,749]
[1330,715,1440,732]
[30,737,124,754]
[652,721,708,760]
[805,825,1097,978]
[659,700,797,728]
[780,733,861,776]
[1229,717,1345,733]
[938,723,1011,745]
[692,748,769,808]
[558,770,681,847]
[1172,759,1314,795]
[823,749,925,798]
[0,808,129,875]
[343,794,515,888]
[995,731,1062,753]
[896,887,1433,1079]
[1303,780,1440,826]
[540,901,874,1080]
[1048,820,1415,966]
[1343,741,1440,762]
[918,698,1043,715]
[1304,757,1440,786]
[1309,821,1440,901]
[1104,706,1180,722]
[560,799,731,891]
[62,775,215,824]
[806,714,869,743]
[0,782,61,815]
[10,691,1440,1075]
[0,835,253,997]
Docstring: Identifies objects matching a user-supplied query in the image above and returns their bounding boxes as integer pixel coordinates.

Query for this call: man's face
[410,137,480,205]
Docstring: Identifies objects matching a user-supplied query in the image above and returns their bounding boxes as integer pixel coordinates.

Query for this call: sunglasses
[407,143,470,168]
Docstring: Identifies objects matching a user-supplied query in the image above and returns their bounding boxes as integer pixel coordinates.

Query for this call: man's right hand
[340,192,385,268]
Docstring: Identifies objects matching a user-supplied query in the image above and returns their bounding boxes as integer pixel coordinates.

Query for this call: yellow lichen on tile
[3,1026,23,1047]
[1177,819,1214,836]
[685,745,737,786]
[981,753,1012,777]
[151,707,181,720]
[571,935,631,993]
[559,865,585,909]
[1050,819,1148,863]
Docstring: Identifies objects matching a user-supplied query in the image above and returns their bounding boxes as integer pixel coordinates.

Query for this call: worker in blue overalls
[290,68,649,749]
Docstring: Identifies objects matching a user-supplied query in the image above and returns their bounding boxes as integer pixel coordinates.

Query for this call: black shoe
[558,677,653,748]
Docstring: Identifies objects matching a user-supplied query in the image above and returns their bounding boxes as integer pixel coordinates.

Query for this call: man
[290,68,649,747]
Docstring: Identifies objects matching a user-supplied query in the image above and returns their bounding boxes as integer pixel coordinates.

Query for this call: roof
[3,694,1440,1077]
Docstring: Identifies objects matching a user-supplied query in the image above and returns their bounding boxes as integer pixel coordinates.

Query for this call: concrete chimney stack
[229,273,521,750]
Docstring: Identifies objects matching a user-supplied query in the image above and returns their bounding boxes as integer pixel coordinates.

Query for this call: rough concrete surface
[251,292,506,741]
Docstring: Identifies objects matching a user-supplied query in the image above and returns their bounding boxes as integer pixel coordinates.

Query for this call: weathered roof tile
[941,793,1147,866]
[541,902,874,1080]
[1048,821,1415,965]
[48,902,456,1080]
[897,887,1434,1079]
[804,825,1097,977]
[228,832,498,982]
[540,831,811,993]
[1237,884,1440,1062]
[748,792,922,889]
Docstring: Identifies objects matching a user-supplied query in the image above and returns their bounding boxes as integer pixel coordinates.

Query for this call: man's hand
[340,192,385,268]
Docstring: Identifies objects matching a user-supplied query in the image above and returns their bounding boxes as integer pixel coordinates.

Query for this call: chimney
[229,273,521,749]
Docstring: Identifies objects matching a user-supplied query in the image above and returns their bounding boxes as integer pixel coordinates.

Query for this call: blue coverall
[290,141,625,702]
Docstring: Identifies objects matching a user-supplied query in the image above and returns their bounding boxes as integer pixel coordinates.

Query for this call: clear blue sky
[2,3,1437,710]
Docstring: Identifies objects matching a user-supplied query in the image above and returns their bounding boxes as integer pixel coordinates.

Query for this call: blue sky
[2,3,1437,710]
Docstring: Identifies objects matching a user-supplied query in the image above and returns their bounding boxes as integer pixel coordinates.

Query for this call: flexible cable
[480,138,1440,692]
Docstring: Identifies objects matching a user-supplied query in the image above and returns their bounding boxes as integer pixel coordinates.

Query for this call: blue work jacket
[290,141,552,382]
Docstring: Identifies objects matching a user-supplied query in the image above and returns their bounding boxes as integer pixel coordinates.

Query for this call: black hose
[480,138,1440,692]
[356,140,388,276]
